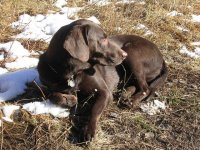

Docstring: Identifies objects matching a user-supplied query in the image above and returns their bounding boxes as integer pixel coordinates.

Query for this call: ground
[0,0,200,149]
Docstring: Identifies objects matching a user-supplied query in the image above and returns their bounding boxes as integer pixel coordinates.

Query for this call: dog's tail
[145,61,168,100]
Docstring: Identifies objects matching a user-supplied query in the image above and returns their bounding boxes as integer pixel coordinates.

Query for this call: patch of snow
[179,45,200,59]
[0,68,8,74]
[0,53,4,61]
[176,26,189,32]
[60,7,82,16]
[191,42,200,46]
[134,23,146,30]
[0,41,30,59]
[0,68,39,102]
[144,30,154,36]
[194,47,200,55]
[140,100,166,115]
[191,14,200,23]
[1,105,20,122]
[167,11,183,17]
[88,0,110,6]
[12,9,96,43]
[134,23,154,36]
[23,100,69,118]
[0,101,70,123]
[5,57,39,70]
[117,0,145,5]
[54,0,67,8]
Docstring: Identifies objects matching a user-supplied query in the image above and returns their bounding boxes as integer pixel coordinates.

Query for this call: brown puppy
[109,35,168,105]
[37,19,127,141]
[37,19,126,93]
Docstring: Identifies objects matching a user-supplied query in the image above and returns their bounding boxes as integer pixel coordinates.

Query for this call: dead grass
[0,0,200,149]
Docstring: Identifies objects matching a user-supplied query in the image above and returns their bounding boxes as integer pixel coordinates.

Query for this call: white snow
[0,68,39,102]
[167,11,183,17]
[179,45,200,59]
[191,14,200,23]
[0,68,8,74]
[140,100,166,115]
[0,41,30,59]
[54,0,67,8]
[134,23,154,36]
[5,57,39,70]
[0,100,69,123]
[191,42,200,46]
[134,23,146,30]
[23,100,69,118]
[1,105,20,122]
[88,0,110,6]
[176,26,189,32]
[117,0,145,4]
[11,12,98,43]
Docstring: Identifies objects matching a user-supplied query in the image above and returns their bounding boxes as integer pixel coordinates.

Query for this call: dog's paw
[62,94,77,107]
[83,123,96,142]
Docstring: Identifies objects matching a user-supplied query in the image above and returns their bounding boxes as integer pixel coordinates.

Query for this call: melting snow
[179,45,200,59]
[191,14,200,23]
[0,68,8,74]
[191,42,200,46]
[140,100,166,115]
[134,23,154,36]
[23,100,69,118]
[0,41,30,59]
[176,26,189,32]
[1,105,20,122]
[0,100,69,124]
[167,11,183,17]
[0,68,39,102]
[5,57,39,70]
[54,0,67,8]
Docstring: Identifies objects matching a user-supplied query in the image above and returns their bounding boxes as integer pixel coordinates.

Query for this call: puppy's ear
[63,25,90,62]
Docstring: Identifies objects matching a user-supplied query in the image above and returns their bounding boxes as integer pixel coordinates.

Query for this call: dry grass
[0,0,200,149]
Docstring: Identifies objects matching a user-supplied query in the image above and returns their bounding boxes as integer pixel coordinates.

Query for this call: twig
[33,80,47,100]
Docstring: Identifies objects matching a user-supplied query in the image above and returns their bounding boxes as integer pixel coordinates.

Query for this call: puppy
[109,35,168,105]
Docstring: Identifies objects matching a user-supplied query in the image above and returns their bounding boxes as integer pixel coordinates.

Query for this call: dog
[37,19,127,141]
[37,19,126,92]
[109,35,168,105]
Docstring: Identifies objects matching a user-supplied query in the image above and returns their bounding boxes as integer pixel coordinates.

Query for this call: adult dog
[37,19,127,141]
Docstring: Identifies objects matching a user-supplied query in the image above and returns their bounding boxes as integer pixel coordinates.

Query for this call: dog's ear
[63,25,90,62]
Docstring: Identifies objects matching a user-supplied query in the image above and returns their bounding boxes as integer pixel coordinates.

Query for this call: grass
[0,0,200,149]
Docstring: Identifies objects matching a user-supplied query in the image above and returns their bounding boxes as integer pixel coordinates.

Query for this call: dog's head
[63,22,127,65]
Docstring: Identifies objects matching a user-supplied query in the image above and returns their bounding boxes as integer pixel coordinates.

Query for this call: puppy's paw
[62,94,78,107]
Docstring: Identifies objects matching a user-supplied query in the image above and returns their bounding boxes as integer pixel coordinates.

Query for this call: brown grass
[0,0,200,149]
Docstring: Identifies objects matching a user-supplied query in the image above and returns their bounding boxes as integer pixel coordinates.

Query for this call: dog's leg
[129,64,150,105]
[84,89,112,141]
[122,86,136,99]
[145,62,168,101]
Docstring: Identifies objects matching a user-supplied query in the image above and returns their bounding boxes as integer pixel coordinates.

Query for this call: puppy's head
[63,21,127,65]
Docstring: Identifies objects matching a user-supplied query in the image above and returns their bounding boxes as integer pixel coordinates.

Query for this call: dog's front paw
[62,94,77,107]
[83,123,96,142]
